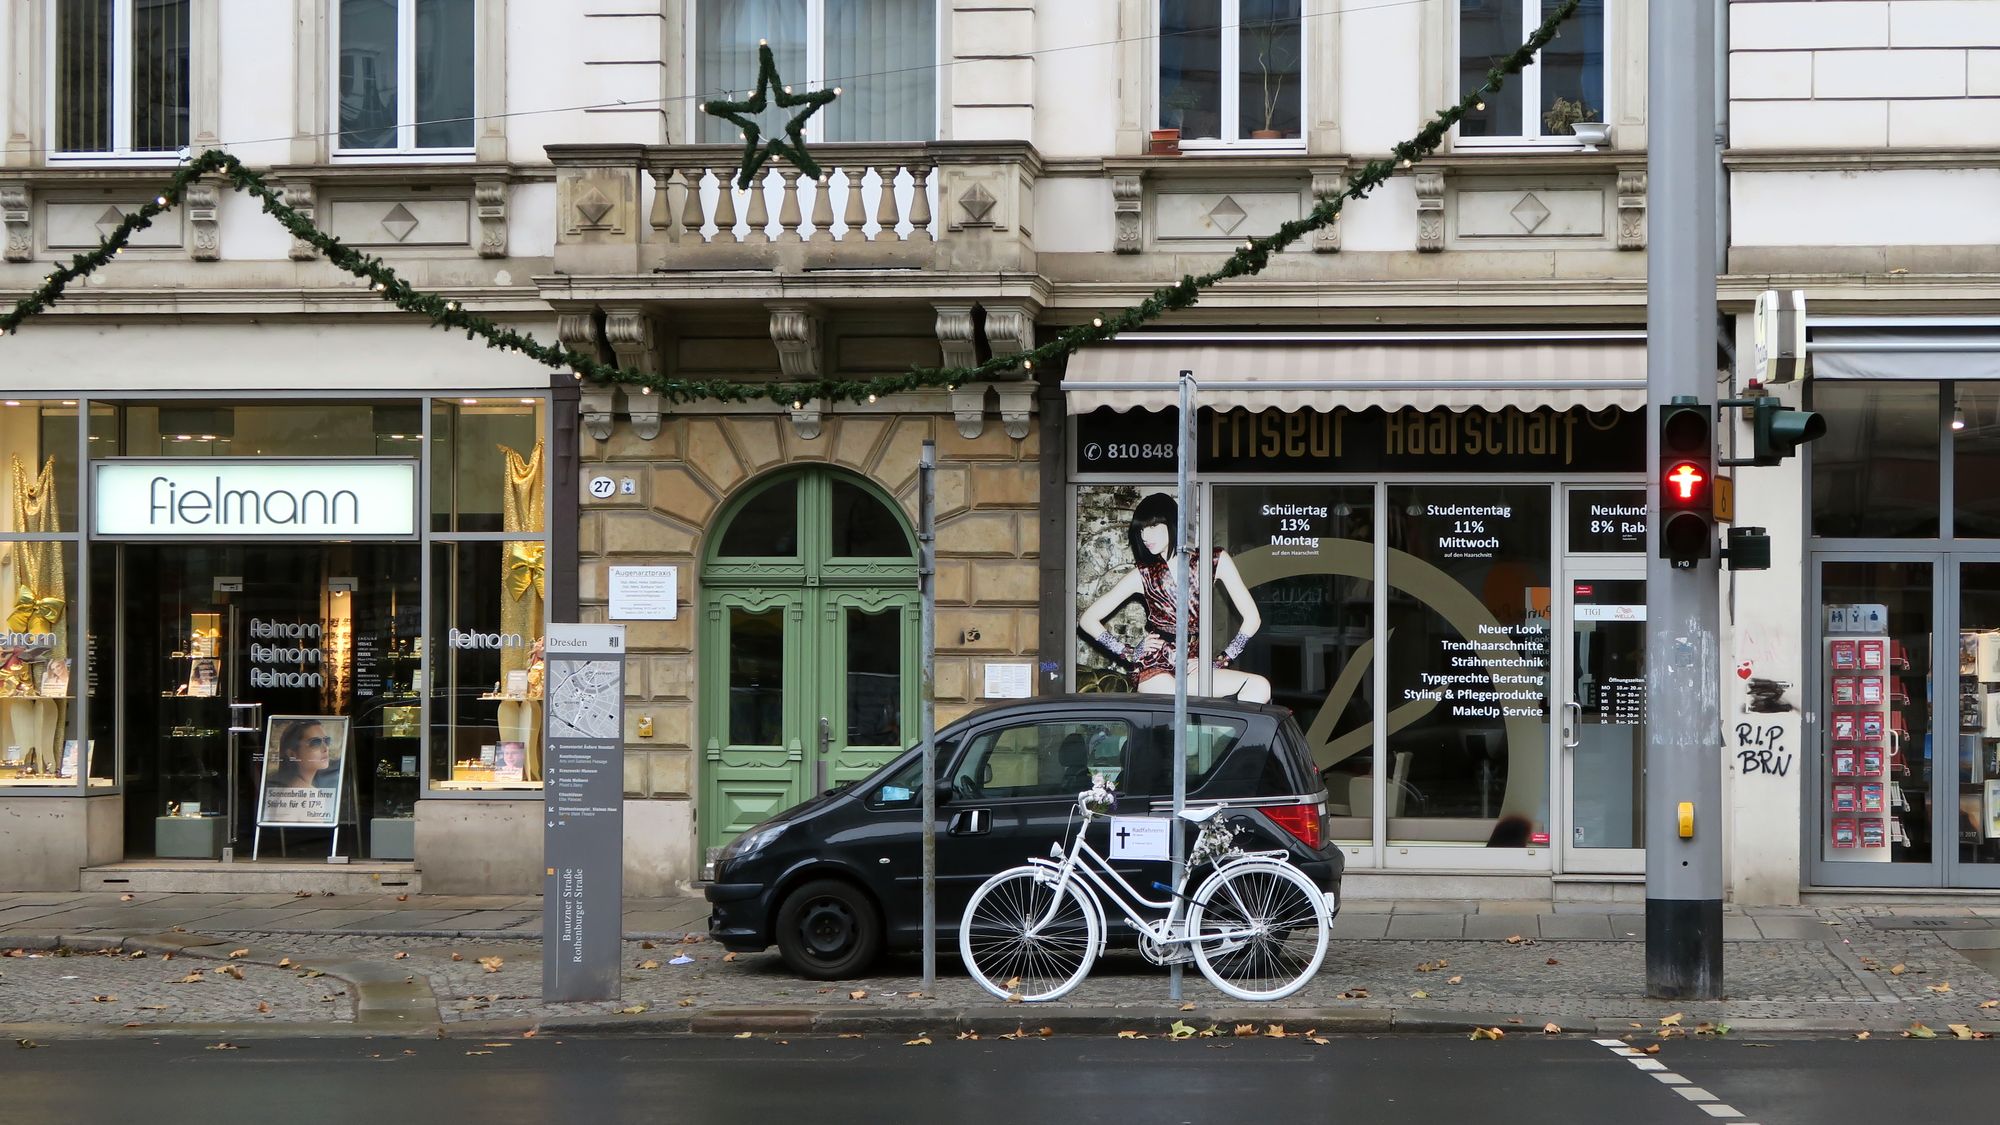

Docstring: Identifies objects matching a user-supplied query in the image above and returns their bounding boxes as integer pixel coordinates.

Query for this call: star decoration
[702,41,840,190]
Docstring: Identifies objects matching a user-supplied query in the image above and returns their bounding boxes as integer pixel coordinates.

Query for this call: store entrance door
[1558,568,1646,874]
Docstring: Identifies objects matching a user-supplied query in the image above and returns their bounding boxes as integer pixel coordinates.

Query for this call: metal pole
[1645,0,1724,1000]
[918,440,938,994]
[1169,370,1195,1002]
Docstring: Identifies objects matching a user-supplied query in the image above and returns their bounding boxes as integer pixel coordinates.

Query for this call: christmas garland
[0,0,1579,407]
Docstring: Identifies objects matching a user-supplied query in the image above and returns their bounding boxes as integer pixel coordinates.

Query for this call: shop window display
[1384,485,1552,847]
[0,401,80,789]
[1819,562,1932,866]
[430,539,547,792]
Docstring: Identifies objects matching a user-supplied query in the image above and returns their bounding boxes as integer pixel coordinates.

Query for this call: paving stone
[1537,915,1614,940]
[1752,916,1838,940]
[1463,914,1543,940]
[1384,914,1465,939]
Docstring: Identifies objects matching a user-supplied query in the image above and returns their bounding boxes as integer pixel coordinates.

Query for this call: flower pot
[1148,128,1182,155]
[1569,121,1611,152]
[1250,129,1284,140]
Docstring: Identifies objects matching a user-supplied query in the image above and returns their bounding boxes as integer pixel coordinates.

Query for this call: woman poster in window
[257,716,349,826]
[1077,492,1271,702]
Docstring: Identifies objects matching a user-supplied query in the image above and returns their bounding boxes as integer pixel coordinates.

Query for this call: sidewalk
[5,890,2000,1040]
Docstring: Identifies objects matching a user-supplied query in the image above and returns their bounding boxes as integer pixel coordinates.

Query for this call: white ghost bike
[958,777,1330,1003]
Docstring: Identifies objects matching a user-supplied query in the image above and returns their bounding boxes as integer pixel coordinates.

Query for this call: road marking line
[1628,1057,1667,1071]
[1674,1087,1718,1102]
[1593,1038,1629,1047]
[1653,1073,1691,1085]
[1698,1106,1743,1119]
[1611,1046,1644,1055]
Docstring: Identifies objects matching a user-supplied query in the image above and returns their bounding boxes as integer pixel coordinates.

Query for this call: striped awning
[1062,332,1648,414]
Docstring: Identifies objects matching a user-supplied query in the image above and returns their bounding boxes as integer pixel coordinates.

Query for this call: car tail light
[1265,804,1322,849]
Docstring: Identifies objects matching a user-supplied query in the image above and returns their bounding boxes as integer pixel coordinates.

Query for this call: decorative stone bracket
[1,183,30,263]
[1617,169,1646,251]
[768,303,824,380]
[186,182,220,261]
[281,181,318,260]
[476,178,509,259]
[951,382,1037,440]
[935,303,977,368]
[1415,171,1446,253]
[789,398,827,441]
[1112,174,1143,254]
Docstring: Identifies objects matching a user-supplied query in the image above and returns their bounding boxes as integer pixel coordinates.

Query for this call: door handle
[816,716,831,792]
[1563,701,1582,749]
[949,809,990,836]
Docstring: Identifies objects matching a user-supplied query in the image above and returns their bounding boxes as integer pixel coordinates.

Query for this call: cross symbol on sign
[1116,826,1132,848]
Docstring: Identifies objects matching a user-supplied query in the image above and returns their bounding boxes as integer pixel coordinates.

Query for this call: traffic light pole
[1645,0,1724,999]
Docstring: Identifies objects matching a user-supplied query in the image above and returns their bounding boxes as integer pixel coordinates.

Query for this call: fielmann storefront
[1063,332,1652,891]
[0,394,556,891]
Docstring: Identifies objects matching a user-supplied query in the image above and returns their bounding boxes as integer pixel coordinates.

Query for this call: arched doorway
[699,469,919,858]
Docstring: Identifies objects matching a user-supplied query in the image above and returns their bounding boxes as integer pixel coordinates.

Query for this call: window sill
[1176,140,1308,155]
[40,154,186,170]
[330,149,479,165]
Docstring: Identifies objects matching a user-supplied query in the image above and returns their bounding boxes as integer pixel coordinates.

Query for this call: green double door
[699,471,920,860]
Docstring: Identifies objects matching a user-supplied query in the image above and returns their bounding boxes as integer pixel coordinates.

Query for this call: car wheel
[774,878,883,979]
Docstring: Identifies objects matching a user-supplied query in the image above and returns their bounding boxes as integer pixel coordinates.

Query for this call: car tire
[773,878,883,980]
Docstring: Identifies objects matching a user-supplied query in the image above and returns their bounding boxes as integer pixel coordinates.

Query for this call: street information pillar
[1644,0,1724,999]
[542,623,627,1003]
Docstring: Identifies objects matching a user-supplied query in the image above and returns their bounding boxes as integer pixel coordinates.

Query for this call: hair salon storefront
[1062,333,1651,893]
[0,394,558,892]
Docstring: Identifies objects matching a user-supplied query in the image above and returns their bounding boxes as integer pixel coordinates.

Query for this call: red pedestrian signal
[1665,461,1706,504]
[1659,400,1714,567]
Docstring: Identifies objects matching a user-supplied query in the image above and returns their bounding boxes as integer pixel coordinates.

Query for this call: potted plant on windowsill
[1544,96,1610,150]
[1153,86,1202,155]
[1250,20,1296,140]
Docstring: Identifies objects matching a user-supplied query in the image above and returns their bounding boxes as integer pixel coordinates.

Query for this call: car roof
[947,694,1294,729]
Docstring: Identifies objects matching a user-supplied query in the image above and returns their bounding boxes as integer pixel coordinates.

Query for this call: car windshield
[865,737,959,808]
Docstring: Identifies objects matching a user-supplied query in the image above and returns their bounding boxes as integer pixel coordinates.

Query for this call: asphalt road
[6,1034,1993,1124]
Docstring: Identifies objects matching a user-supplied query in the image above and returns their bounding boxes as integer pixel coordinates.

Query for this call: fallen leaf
[1890,963,1908,976]
[1005,993,1024,1003]
[1167,1020,1196,1041]
[1505,935,1525,944]
[121,1022,142,1029]
[1659,1012,1684,1027]
[1855,1031,1871,1040]
[478,957,504,973]
[1543,1022,1561,1035]
[257,1002,271,1014]
[1446,975,1463,985]
[1469,1027,1504,1041]
[227,949,250,960]
[1233,1023,1258,1037]
[1980,1000,1999,1009]
[1409,990,1430,1000]
[1308,1035,1329,1045]
[1002,977,1020,990]
[119,894,134,902]
[1905,1022,1937,1039]
[1264,1025,1286,1039]
[1642,1044,1661,1055]
[294,890,311,898]
[1950,1024,1976,1040]
[906,991,928,1000]
[1694,1022,1731,1037]
[723,952,740,963]
[676,999,695,1008]
[1116,1030,1146,1039]
[905,1037,932,1046]
[956,1031,980,1041]
[172,972,205,984]
[451,953,463,962]
[640,940,656,950]
[850,990,868,1001]
[1038,1027,1053,1037]
[393,952,409,960]
[523,1029,540,1039]
[396,894,409,902]
[1416,959,1447,972]
[1180,1002,1196,1012]
[15,1039,43,1049]
[126,951,145,960]
[1545,957,1560,966]
[302,969,325,978]
[137,1005,166,1011]
[998,1028,1026,1041]
[837,1033,864,1040]
[637,960,661,971]
[1929,982,1953,994]
[205,1042,240,1051]
[213,965,244,980]
[277,958,292,968]
[1337,987,1370,1000]
[617,1004,648,1015]
[465,1050,493,1056]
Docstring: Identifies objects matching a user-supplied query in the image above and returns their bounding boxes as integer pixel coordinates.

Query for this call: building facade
[2,0,1995,905]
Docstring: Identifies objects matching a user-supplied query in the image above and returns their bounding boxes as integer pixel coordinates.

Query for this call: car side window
[1121,715,1251,798]
[952,720,1131,800]
[865,737,958,809]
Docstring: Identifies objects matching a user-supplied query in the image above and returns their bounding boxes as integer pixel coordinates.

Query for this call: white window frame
[331,0,477,160]
[685,0,943,145]
[1157,0,1306,153]
[45,0,188,164]
[1454,0,1610,149]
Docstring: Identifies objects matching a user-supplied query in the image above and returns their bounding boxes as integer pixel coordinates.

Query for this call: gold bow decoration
[7,586,64,635]
[507,542,546,602]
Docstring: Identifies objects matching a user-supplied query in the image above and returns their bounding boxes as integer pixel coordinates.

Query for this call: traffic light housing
[1750,397,1825,466]
[1659,399,1713,568]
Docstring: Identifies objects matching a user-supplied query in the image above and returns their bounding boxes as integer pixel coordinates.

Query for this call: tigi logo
[450,628,524,650]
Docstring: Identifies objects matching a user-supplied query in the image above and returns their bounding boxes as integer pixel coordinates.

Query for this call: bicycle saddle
[1176,805,1222,823]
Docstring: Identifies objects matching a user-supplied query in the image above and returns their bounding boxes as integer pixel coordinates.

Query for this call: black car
[705,695,1342,979]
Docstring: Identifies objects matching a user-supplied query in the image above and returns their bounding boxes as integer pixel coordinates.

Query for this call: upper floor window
[1459,0,1604,142]
[694,0,938,144]
[1158,0,1302,148]
[337,0,474,154]
[53,0,189,158]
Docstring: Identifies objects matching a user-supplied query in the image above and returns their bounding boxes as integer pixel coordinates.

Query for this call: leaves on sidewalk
[1928,981,1952,994]
[227,949,250,959]
[90,994,115,1003]
[1167,1020,1197,1041]
[617,1004,649,1015]
[905,1036,932,1046]
[956,1031,979,1041]
[205,1042,241,1051]
[1415,959,1447,972]
[1263,1025,1286,1039]
[1446,975,1464,985]
[451,953,464,962]
[1855,1031,1871,1040]
[1179,1002,1196,1011]
[849,990,868,1001]
[1232,1024,1257,1037]
[723,952,740,963]
[1904,1022,1937,1039]
[1115,1030,1146,1039]
[1659,1012,1684,1027]
[677,998,695,1008]
[392,952,408,960]
[478,956,505,973]
[637,960,661,971]
[1948,1024,1983,1040]
[212,965,244,980]
[171,971,206,984]
[1337,987,1370,1000]
[1890,963,1908,976]
[1409,990,1430,1000]
[1542,1022,1561,1035]
[1468,1027,1505,1041]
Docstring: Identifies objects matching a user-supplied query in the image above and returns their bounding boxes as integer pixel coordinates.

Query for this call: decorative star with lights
[702,42,839,190]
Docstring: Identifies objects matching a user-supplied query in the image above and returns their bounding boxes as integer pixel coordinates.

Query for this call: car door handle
[948,810,990,836]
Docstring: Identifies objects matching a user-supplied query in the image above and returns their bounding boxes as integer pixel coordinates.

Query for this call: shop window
[0,401,81,790]
[336,0,475,153]
[1810,381,1940,539]
[1954,384,2000,539]
[430,399,544,533]
[111,401,427,459]
[694,0,936,143]
[1819,561,1932,866]
[53,0,190,158]
[1383,484,1552,847]
[1158,0,1302,145]
[1458,0,1604,142]
[429,540,545,792]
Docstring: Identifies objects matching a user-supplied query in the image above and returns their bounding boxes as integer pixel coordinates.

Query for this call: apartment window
[694,0,937,144]
[337,0,474,153]
[1458,0,1603,142]
[52,0,189,157]
[1158,0,1302,147]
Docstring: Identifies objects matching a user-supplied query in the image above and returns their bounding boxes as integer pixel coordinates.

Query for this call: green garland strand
[0,0,1578,407]
[704,42,841,190]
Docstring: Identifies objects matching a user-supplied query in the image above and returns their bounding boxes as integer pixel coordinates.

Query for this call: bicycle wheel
[1188,860,1329,1002]
[959,865,1102,1003]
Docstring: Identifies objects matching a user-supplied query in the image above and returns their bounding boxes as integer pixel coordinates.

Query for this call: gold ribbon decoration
[506,542,546,602]
[7,586,64,635]
[0,655,32,696]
